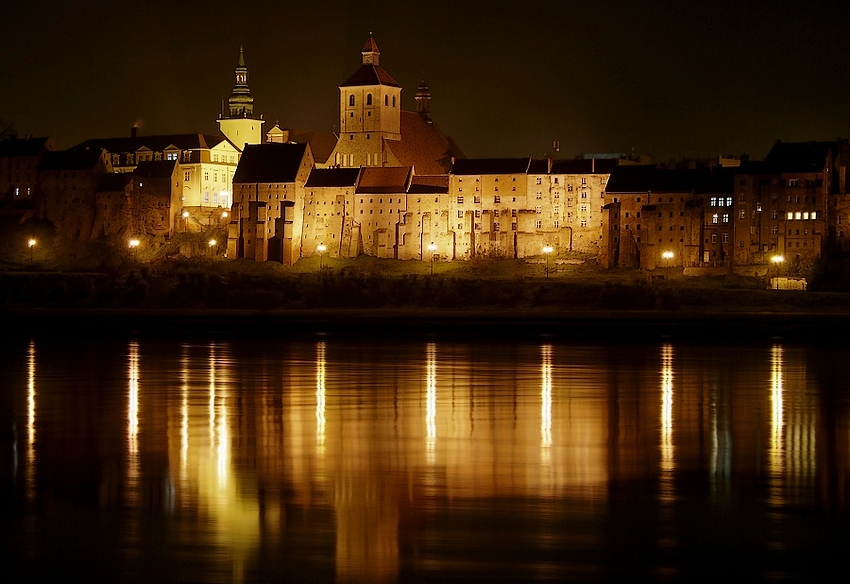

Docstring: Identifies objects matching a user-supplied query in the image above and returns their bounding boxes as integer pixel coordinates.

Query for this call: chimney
[131,126,138,139]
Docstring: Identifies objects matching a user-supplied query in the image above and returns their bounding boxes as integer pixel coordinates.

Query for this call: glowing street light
[427,242,437,276]
[662,250,674,279]
[208,238,217,258]
[543,245,554,278]
[27,238,36,265]
[771,254,784,289]
[317,244,327,270]
[129,238,140,260]
[182,210,190,233]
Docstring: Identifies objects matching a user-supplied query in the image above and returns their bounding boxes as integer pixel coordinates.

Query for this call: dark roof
[0,136,53,157]
[408,174,449,194]
[39,148,105,172]
[450,157,531,175]
[340,65,400,88]
[96,173,132,192]
[304,167,360,188]
[233,143,308,184]
[606,165,733,194]
[287,130,338,165]
[134,160,177,179]
[73,133,229,154]
[764,140,834,173]
[384,112,463,174]
[356,166,411,194]
[550,158,618,174]
[528,159,549,174]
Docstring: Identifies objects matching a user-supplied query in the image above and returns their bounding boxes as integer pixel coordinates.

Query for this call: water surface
[2,336,849,582]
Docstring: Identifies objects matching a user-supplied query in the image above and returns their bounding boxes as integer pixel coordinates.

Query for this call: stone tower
[217,47,264,151]
[332,35,402,167]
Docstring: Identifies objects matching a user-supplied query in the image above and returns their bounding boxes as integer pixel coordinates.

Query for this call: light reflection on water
[2,337,850,582]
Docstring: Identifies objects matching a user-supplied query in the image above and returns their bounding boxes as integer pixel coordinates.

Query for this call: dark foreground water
[1,334,849,582]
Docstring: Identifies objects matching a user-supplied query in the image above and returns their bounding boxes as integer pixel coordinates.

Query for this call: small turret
[415,80,432,121]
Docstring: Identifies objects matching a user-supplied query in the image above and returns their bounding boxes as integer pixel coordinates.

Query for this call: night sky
[2,0,848,162]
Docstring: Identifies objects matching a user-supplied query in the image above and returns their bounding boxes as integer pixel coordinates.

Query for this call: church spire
[227,46,253,118]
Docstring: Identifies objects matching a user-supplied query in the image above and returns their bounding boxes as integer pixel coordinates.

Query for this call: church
[226,35,467,263]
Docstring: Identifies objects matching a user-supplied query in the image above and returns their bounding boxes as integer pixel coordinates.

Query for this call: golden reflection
[426,342,437,464]
[768,345,785,506]
[128,340,139,459]
[659,343,674,501]
[316,341,326,454]
[541,344,553,452]
[26,340,36,500]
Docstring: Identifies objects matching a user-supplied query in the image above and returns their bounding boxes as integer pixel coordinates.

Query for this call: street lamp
[543,245,554,278]
[662,250,674,279]
[771,254,784,289]
[27,238,36,265]
[427,242,437,276]
[129,238,140,260]
[208,238,217,258]
[317,244,327,270]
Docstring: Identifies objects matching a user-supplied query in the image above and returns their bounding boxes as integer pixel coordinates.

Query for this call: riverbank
[4,256,850,342]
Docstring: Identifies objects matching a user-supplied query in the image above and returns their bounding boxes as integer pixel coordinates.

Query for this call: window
[788,178,798,187]
[554,220,559,228]
[457,223,463,230]
[457,196,464,204]
[739,210,746,219]
[580,219,587,227]
[535,220,542,229]
[349,94,355,106]
[536,177,542,185]
[385,95,388,106]
[536,192,542,199]
[494,195,501,204]
[184,171,190,181]
[474,195,481,204]
[771,225,778,235]
[536,206,542,214]
[475,210,481,218]
[712,213,719,224]
[392,96,396,107]
[511,223,517,231]
[711,234,717,243]
[204,172,209,181]
[457,211,463,218]
[366,94,372,105]
[722,213,729,223]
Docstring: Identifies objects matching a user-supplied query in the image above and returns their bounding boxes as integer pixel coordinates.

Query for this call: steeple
[362,34,380,66]
[227,46,254,118]
[217,47,264,151]
[415,80,432,121]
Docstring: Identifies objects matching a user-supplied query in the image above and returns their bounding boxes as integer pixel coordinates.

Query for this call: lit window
[787,212,794,220]
[457,196,464,204]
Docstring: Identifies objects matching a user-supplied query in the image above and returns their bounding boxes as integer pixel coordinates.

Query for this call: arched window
[349,94,355,107]
[392,96,396,107]
[366,94,372,105]
[384,95,388,106]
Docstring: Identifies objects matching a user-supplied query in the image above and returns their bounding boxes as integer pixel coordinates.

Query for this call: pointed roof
[341,36,400,87]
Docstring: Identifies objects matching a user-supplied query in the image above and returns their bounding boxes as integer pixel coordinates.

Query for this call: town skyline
[3,0,849,162]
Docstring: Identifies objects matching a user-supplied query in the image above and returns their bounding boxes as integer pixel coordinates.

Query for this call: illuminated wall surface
[3,339,850,582]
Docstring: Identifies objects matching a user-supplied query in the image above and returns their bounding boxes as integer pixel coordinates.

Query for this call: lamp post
[128,238,140,261]
[771,254,784,289]
[427,243,437,276]
[543,245,554,279]
[182,210,190,233]
[662,250,674,280]
[317,244,327,270]
[208,238,217,258]
[27,238,36,266]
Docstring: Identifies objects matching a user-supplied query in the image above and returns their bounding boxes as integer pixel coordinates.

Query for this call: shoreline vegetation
[4,252,850,341]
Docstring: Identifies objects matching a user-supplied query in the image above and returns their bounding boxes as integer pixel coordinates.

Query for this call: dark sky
[2,0,848,161]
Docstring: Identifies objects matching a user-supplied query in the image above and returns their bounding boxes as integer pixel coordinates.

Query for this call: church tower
[217,47,264,151]
[332,35,402,167]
